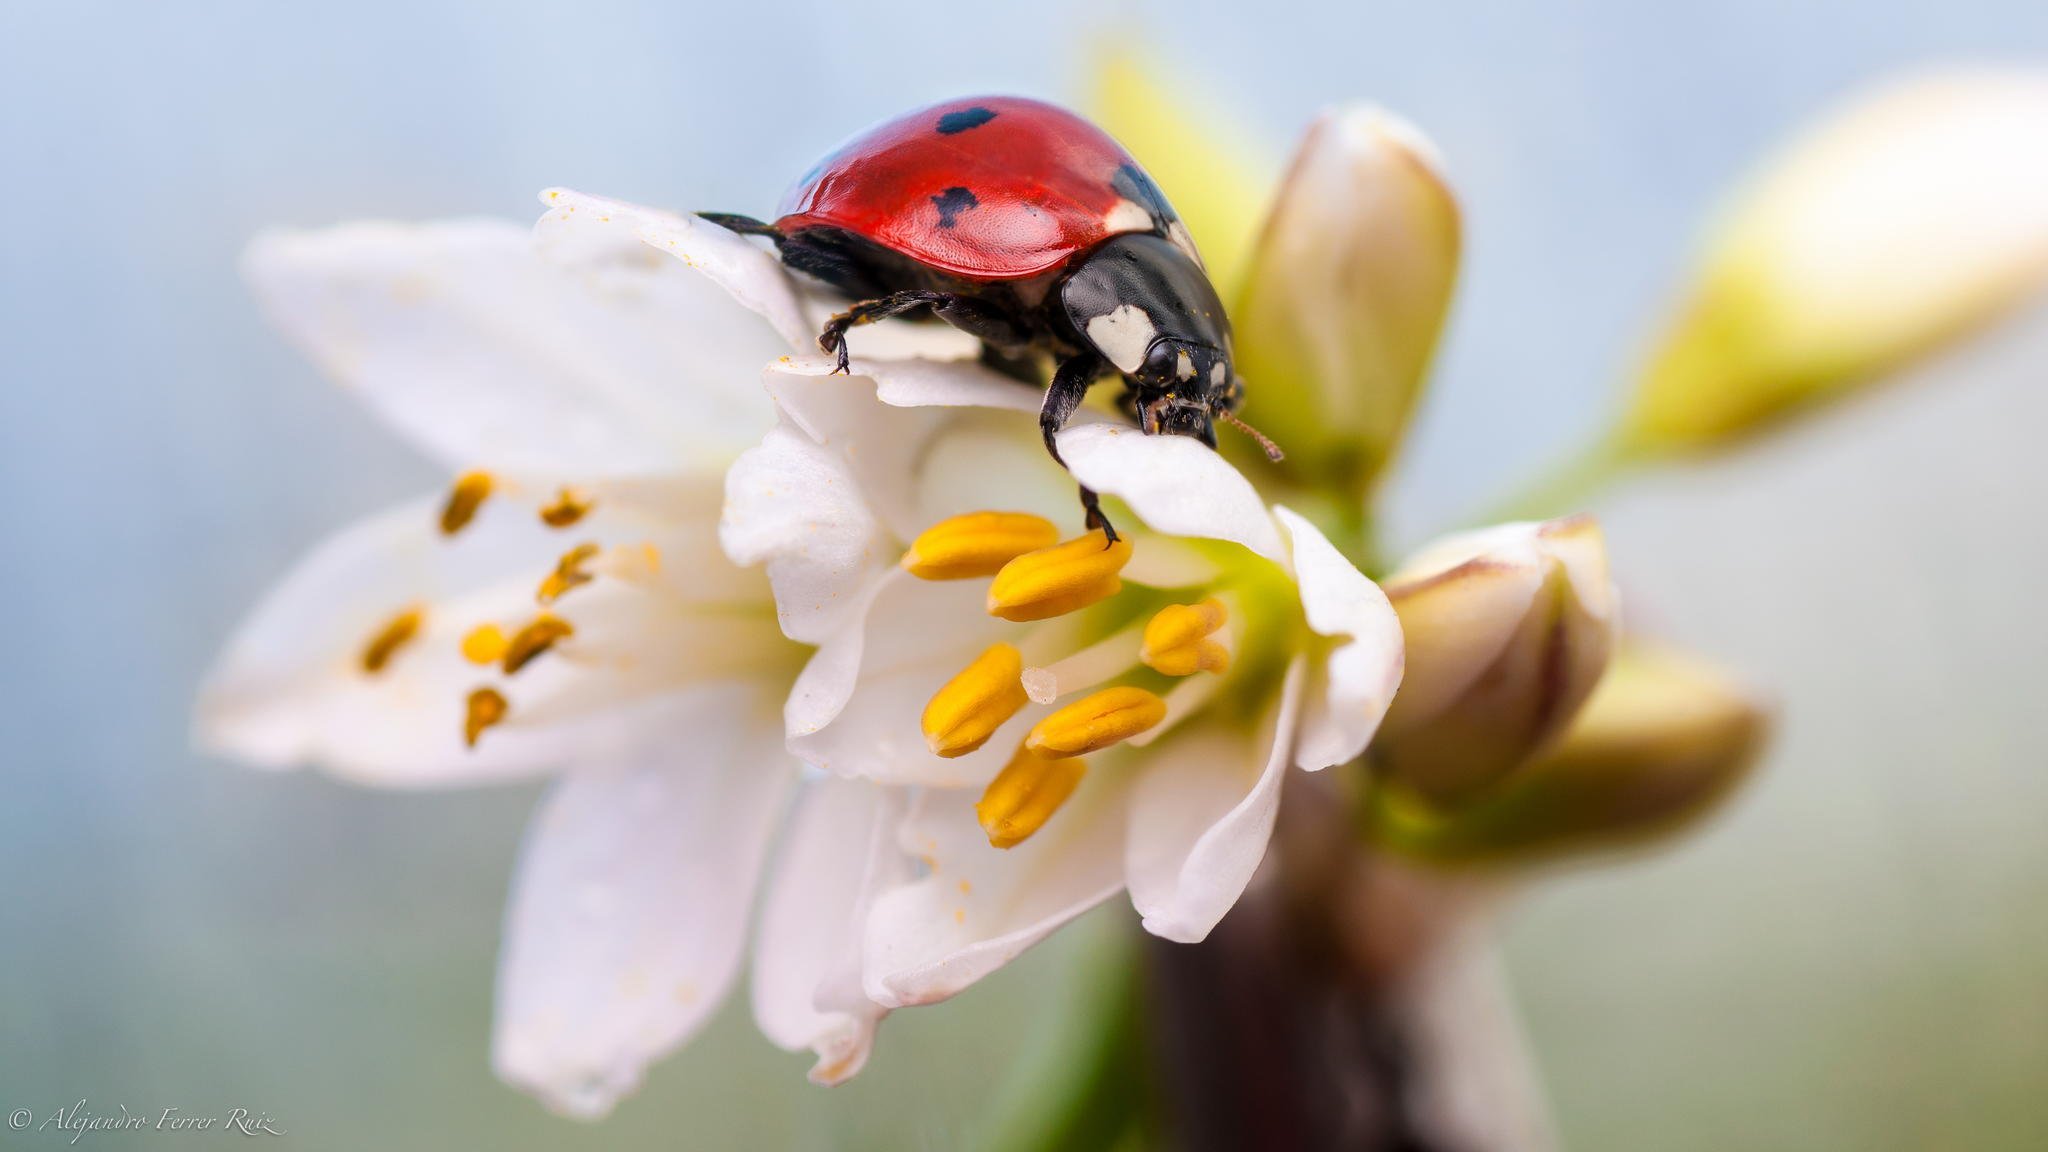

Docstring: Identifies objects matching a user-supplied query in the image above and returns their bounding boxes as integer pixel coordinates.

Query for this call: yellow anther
[1025,685,1167,758]
[1141,598,1232,677]
[461,623,509,666]
[464,687,508,748]
[502,614,574,674]
[440,471,495,535]
[359,605,424,674]
[921,644,1029,758]
[986,535,1134,622]
[539,487,594,528]
[901,511,1061,580]
[976,743,1088,849]
[537,542,600,604]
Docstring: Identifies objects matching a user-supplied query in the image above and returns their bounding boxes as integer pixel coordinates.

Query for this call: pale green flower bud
[1623,69,2048,455]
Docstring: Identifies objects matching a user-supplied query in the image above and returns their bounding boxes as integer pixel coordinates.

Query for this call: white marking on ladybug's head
[1210,361,1227,387]
[1176,350,1196,381]
[1086,304,1159,374]
[1103,198,1154,233]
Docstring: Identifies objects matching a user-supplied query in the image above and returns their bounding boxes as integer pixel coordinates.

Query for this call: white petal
[1275,507,1405,770]
[863,783,1126,1008]
[720,421,885,644]
[492,685,796,1117]
[786,573,1019,786]
[751,777,909,1085]
[1057,424,1284,561]
[1125,658,1305,942]
[537,188,814,351]
[245,218,781,474]
[198,496,572,784]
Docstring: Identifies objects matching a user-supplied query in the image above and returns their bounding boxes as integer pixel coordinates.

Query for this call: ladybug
[702,95,1278,541]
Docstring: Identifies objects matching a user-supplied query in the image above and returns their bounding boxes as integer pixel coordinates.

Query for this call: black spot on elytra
[937,106,998,134]
[1112,163,1175,228]
[930,186,978,228]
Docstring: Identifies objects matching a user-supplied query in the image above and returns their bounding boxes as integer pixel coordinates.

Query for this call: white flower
[719,353,1405,1007]
[199,205,947,1113]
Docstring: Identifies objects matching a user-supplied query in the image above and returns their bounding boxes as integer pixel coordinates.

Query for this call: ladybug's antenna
[1218,408,1285,462]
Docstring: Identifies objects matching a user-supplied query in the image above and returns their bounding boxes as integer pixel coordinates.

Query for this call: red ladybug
[703,95,1276,540]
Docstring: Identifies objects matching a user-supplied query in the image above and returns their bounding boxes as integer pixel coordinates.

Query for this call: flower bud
[1623,69,2048,455]
[1363,646,1768,864]
[1373,516,1617,808]
[1233,106,1460,493]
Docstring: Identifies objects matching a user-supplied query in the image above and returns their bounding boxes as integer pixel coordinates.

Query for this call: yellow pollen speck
[503,614,574,674]
[439,471,495,535]
[461,623,508,665]
[921,644,1029,758]
[901,511,1060,580]
[976,743,1088,849]
[957,878,972,894]
[359,605,424,674]
[986,534,1134,622]
[1025,686,1167,758]
[538,543,600,604]
[464,687,508,748]
[1141,598,1232,677]
[539,487,594,528]
[953,907,966,923]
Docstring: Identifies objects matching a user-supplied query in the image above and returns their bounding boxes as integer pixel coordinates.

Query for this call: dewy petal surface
[245,218,784,474]
[752,777,908,1085]
[1233,106,1460,492]
[1125,658,1305,942]
[492,684,796,1118]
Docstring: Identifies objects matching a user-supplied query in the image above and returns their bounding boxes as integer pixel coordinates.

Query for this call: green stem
[1477,434,1635,526]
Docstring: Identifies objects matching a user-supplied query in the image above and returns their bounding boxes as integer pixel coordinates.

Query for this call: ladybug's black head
[1061,234,1241,449]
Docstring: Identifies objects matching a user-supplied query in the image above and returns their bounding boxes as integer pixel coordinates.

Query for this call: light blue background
[4,2,2046,1148]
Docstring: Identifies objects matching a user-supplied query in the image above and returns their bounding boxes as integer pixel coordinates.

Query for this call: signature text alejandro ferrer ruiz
[8,1099,286,1142]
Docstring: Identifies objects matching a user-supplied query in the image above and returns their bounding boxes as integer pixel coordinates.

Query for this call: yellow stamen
[502,614,574,674]
[464,687,508,748]
[921,644,1029,758]
[359,606,424,674]
[901,511,1061,580]
[1025,685,1167,758]
[461,624,509,666]
[439,471,495,535]
[986,535,1134,622]
[537,542,600,604]
[539,487,594,528]
[1141,598,1232,676]
[976,743,1088,849]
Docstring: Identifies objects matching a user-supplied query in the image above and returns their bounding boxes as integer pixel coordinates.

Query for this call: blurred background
[3,1,2045,1148]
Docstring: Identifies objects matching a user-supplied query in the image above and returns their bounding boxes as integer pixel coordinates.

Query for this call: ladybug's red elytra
[702,95,1277,542]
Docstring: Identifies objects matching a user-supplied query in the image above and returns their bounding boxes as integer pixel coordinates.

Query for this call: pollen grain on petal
[539,487,595,528]
[986,535,1134,622]
[502,614,574,674]
[902,511,1061,580]
[1141,597,1232,677]
[537,542,600,604]
[922,643,1029,758]
[1025,685,1167,758]
[461,623,509,666]
[439,470,495,536]
[464,686,508,748]
[359,605,425,674]
[976,743,1088,849]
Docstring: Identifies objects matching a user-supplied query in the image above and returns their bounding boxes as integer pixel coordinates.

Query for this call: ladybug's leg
[1041,353,1118,545]
[818,291,950,373]
[695,212,783,241]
